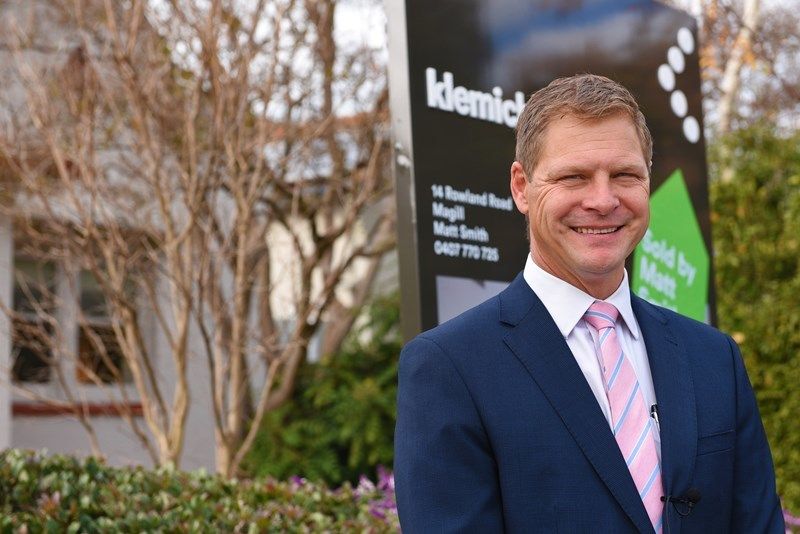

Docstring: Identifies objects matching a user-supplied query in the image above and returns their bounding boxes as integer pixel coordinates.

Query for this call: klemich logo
[425,68,526,129]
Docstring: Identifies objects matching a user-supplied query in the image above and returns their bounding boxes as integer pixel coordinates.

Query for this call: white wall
[149,272,217,471]
[12,416,152,467]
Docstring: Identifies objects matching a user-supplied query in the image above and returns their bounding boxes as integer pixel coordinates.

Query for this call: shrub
[710,125,800,513]
[243,293,401,487]
[0,448,398,532]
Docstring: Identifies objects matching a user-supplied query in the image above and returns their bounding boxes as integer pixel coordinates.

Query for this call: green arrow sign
[632,169,709,322]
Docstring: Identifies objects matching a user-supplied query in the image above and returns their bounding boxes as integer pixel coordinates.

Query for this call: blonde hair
[515,74,652,176]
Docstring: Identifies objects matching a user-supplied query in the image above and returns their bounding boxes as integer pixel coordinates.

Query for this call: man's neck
[530,253,624,300]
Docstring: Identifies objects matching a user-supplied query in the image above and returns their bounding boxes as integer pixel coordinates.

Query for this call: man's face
[510,113,650,298]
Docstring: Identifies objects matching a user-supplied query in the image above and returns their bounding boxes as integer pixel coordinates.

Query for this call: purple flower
[355,474,376,498]
[352,469,399,527]
[376,465,395,492]
[784,508,800,527]
[369,504,387,520]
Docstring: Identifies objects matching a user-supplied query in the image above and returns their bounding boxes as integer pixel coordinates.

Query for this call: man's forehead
[544,158,649,174]
[536,113,647,162]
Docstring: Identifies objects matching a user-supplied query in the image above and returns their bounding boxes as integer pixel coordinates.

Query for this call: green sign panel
[632,169,709,322]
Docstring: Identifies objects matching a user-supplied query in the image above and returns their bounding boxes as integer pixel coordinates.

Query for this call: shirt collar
[522,254,640,340]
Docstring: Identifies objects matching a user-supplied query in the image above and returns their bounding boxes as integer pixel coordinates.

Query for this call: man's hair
[515,74,653,176]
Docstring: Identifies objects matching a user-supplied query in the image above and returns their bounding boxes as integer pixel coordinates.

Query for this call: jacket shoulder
[633,294,731,345]
[414,293,504,349]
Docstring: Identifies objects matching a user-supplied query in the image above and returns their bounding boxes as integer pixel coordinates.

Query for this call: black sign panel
[389,0,713,338]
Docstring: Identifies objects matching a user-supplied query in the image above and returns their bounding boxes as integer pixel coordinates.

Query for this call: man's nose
[582,176,620,214]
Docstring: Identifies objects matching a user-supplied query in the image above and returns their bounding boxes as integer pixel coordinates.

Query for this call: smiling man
[394,74,783,533]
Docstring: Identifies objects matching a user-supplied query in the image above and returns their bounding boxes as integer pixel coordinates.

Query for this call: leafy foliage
[710,124,800,512]
[243,293,401,486]
[0,449,397,532]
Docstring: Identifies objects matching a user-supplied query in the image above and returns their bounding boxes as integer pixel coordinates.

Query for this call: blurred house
[0,0,396,471]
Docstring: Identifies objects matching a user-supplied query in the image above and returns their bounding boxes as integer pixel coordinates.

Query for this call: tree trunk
[717,0,761,181]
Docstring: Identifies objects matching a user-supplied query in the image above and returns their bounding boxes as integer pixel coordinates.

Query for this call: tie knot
[583,301,619,331]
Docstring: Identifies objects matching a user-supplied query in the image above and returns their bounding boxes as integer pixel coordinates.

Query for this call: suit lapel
[499,276,654,533]
[632,295,698,505]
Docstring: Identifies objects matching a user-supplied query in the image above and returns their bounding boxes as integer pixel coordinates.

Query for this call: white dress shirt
[523,254,661,458]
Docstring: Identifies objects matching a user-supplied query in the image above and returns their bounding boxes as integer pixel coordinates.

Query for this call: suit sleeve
[394,336,504,533]
[728,335,785,532]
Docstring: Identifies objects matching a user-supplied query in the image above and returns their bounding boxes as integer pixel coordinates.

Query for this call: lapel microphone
[661,488,702,516]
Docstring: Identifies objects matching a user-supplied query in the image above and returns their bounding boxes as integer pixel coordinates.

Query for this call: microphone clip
[661,488,701,517]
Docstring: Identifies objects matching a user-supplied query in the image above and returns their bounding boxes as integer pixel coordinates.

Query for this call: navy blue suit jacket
[394,274,783,533]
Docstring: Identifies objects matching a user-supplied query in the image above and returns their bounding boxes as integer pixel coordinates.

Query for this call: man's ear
[510,161,530,215]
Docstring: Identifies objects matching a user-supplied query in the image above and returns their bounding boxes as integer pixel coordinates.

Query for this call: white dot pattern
[677,27,695,55]
[683,116,700,143]
[657,64,675,91]
[667,46,685,74]
[656,27,701,144]
[670,90,688,118]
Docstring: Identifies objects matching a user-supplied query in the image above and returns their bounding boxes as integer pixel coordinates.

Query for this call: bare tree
[713,0,760,137]
[678,0,800,134]
[0,0,393,477]
[664,0,799,184]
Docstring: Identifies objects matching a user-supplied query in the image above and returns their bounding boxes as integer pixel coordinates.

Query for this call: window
[76,270,131,384]
[12,258,133,384]
[11,258,56,383]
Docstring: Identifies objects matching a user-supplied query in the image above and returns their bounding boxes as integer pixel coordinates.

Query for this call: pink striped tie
[584,301,663,533]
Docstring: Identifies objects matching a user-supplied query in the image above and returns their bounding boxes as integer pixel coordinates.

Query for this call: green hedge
[0,449,398,532]
[710,125,800,513]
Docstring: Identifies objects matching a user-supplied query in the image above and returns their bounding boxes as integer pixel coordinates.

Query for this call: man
[394,74,783,533]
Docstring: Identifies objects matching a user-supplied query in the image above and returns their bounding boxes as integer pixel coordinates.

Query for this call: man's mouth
[572,226,621,235]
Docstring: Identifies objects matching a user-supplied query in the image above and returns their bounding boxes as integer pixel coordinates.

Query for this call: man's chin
[574,261,627,282]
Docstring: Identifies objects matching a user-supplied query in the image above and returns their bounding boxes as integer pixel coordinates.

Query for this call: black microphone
[661,488,702,517]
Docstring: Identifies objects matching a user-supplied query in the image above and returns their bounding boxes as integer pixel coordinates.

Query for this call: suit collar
[500,276,655,533]
[523,256,641,339]
[498,273,537,326]
[631,295,698,504]
[498,278,699,532]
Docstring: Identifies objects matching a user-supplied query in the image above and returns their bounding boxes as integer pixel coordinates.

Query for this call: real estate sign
[388,0,715,338]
